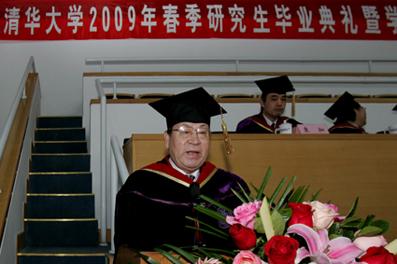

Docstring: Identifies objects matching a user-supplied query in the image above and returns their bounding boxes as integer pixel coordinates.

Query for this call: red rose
[229,224,257,250]
[359,246,397,264]
[287,202,313,227]
[264,235,299,264]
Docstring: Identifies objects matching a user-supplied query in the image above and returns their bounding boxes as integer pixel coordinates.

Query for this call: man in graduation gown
[324,91,367,134]
[236,75,300,133]
[114,88,249,262]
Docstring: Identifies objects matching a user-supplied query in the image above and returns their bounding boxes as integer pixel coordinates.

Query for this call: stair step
[35,128,86,141]
[33,141,88,153]
[31,154,90,172]
[20,115,105,263]
[24,218,99,247]
[25,194,95,218]
[18,246,109,264]
[28,172,92,193]
[37,116,82,128]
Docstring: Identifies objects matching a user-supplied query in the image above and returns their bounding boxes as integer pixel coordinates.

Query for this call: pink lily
[287,224,363,264]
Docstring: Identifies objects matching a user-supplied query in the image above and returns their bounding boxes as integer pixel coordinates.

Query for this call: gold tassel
[221,107,233,155]
[291,93,296,117]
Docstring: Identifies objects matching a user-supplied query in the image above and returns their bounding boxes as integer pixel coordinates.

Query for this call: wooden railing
[0,72,38,243]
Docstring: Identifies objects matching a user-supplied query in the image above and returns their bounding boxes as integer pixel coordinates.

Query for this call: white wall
[1,39,397,133]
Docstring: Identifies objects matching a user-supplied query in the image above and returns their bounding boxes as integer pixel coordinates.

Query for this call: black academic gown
[328,122,366,134]
[235,113,300,133]
[114,157,249,254]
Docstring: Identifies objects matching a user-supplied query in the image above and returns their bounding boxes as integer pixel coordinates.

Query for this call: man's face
[164,122,210,174]
[261,93,287,120]
[355,106,367,127]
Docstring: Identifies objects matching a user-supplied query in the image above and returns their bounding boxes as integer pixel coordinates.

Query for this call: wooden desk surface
[124,134,397,240]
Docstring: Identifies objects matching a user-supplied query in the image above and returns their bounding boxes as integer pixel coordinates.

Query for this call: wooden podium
[114,246,189,264]
[123,133,397,241]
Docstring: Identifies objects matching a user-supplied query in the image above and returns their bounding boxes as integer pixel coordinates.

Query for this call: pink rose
[354,236,388,252]
[226,200,262,229]
[232,250,263,264]
[308,201,339,230]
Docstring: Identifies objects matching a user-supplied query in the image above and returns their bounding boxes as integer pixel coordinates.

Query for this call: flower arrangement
[142,167,397,264]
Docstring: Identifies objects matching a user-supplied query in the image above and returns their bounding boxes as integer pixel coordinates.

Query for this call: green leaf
[275,176,296,210]
[185,225,229,240]
[255,166,272,201]
[154,247,184,264]
[345,197,359,218]
[236,182,252,202]
[371,219,389,233]
[139,253,161,264]
[185,216,228,238]
[199,195,232,213]
[310,188,322,201]
[194,247,234,262]
[259,196,275,240]
[288,186,305,203]
[356,226,383,237]
[341,217,362,228]
[271,209,286,235]
[195,246,235,258]
[254,216,265,234]
[297,186,310,202]
[162,244,197,263]
[278,207,292,222]
[231,188,248,204]
[194,205,225,221]
[268,176,287,206]
[359,215,375,229]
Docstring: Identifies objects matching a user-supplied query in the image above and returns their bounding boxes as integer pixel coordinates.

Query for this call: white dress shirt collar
[169,158,200,181]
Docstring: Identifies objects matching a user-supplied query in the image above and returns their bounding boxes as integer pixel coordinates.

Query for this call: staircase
[17,116,109,264]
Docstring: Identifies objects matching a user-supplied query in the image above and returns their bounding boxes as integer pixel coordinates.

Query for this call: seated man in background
[114,87,249,263]
[324,91,367,134]
[236,75,300,133]
[376,104,397,134]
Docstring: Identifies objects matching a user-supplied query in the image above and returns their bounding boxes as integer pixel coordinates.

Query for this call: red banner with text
[1,0,396,40]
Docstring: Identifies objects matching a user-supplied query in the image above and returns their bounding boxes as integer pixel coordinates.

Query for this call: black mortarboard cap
[255,75,295,95]
[393,105,397,111]
[324,91,361,120]
[149,87,226,129]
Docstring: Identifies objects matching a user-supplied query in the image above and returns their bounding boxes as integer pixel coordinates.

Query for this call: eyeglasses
[171,126,210,140]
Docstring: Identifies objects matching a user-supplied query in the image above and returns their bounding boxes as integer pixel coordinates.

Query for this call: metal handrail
[0,56,36,163]
[110,135,129,253]
[95,79,130,251]
[95,80,108,245]
[85,57,397,73]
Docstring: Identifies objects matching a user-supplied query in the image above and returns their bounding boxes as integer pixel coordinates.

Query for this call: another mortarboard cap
[255,75,295,95]
[149,87,226,129]
[393,105,397,111]
[324,91,361,120]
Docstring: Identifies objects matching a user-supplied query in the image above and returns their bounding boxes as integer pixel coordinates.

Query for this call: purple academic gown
[114,157,249,253]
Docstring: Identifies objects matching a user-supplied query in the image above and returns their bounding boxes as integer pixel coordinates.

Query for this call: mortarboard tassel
[291,93,296,117]
[221,107,233,155]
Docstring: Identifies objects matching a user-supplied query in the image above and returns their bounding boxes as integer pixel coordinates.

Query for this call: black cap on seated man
[324,91,367,134]
[255,75,295,95]
[114,87,249,261]
[236,75,301,133]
